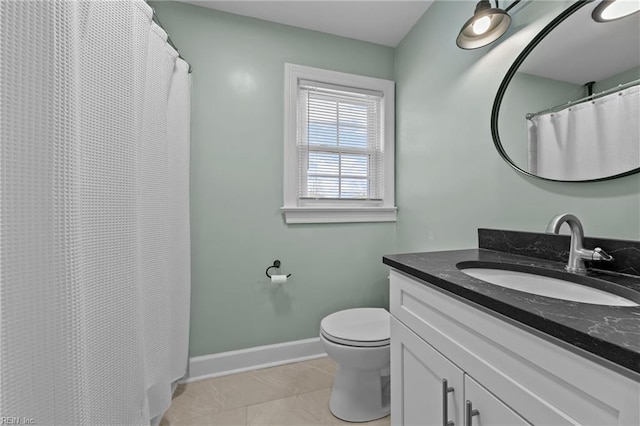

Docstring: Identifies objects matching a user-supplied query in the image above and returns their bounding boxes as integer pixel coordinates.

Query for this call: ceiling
[174,0,434,47]
[518,2,640,85]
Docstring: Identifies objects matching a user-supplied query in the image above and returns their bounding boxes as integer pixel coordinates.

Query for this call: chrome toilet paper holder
[265,260,292,278]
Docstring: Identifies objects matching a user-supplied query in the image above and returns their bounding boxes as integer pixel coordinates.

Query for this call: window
[282,64,396,224]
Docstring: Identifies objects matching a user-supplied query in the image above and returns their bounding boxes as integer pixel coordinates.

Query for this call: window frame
[282,63,396,224]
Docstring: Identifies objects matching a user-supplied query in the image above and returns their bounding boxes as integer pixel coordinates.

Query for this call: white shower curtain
[527,85,640,180]
[0,1,191,424]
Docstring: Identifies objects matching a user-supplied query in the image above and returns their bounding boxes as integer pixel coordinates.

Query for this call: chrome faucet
[546,213,613,273]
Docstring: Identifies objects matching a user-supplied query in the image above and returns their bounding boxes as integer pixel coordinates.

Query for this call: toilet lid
[321,308,390,347]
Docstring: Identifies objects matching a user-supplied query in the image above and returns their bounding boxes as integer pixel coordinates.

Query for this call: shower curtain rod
[151,8,192,73]
[526,78,640,119]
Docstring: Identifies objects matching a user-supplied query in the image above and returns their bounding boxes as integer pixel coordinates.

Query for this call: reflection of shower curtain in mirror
[0,1,191,424]
[527,85,640,180]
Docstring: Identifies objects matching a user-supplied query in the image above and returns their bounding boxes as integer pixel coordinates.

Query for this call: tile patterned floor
[160,357,390,426]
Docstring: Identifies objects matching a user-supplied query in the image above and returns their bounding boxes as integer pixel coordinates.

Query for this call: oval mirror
[492,1,640,182]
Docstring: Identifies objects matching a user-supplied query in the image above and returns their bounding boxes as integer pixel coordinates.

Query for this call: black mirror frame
[490,0,640,183]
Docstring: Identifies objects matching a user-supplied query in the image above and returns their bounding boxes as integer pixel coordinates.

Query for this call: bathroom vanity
[383,229,640,426]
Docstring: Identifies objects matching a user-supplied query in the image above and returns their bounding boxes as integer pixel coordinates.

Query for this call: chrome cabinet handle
[442,379,455,426]
[465,400,479,426]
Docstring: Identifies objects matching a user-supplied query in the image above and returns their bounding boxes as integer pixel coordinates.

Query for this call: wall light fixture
[456,0,521,49]
[592,0,640,22]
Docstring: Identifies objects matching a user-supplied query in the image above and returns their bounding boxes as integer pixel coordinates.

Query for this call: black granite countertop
[383,248,640,377]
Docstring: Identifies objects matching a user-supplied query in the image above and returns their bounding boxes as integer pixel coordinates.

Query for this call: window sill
[281,207,397,224]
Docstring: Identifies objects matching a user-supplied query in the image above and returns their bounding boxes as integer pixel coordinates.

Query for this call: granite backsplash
[479,229,640,277]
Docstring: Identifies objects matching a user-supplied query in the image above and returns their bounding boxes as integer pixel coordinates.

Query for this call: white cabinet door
[391,317,464,426]
[463,375,531,426]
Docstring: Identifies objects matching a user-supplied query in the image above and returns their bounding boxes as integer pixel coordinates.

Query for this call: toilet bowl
[320,308,390,422]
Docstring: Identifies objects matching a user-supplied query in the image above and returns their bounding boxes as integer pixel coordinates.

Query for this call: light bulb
[601,0,640,20]
[472,16,492,35]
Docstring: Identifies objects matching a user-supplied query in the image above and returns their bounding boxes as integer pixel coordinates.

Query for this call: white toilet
[320,308,391,422]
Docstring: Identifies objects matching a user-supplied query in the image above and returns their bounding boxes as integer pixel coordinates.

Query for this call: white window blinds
[297,80,384,201]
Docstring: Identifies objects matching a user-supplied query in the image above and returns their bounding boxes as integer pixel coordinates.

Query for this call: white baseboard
[182,337,326,383]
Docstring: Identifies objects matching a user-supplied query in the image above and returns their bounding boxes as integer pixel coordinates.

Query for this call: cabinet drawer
[390,269,640,426]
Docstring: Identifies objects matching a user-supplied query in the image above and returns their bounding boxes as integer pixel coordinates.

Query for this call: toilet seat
[320,308,390,347]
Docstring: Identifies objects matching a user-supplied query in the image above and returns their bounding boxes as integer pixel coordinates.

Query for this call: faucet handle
[592,247,614,262]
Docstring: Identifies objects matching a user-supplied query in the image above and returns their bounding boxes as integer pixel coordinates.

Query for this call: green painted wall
[154,0,640,358]
[393,0,640,254]
[150,1,396,356]
[595,66,640,92]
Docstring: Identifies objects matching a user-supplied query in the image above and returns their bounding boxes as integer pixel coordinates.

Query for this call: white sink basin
[460,267,639,307]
